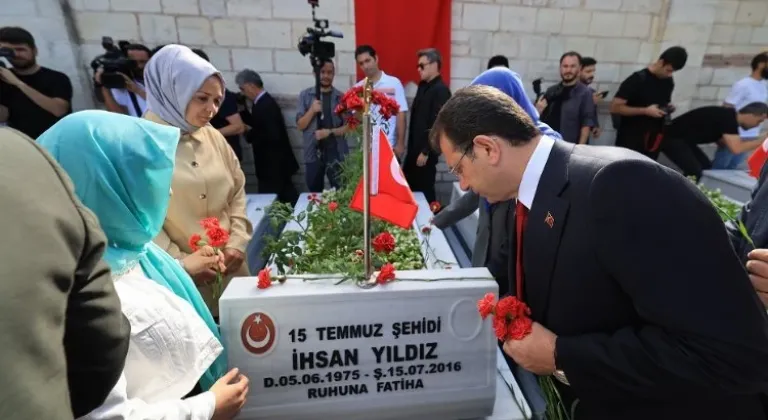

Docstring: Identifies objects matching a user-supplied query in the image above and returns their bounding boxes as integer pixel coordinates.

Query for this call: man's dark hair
[430,85,539,153]
[0,27,35,48]
[125,43,152,57]
[418,48,442,69]
[581,56,597,67]
[487,55,509,69]
[354,45,376,59]
[191,48,209,62]
[659,46,687,70]
[751,53,768,71]
[739,101,768,116]
[560,51,582,64]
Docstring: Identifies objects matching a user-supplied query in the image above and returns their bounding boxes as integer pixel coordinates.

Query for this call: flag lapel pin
[544,212,554,228]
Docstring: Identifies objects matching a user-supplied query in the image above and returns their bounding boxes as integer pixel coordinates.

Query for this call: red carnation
[206,226,230,248]
[200,217,220,230]
[477,293,496,320]
[496,296,529,319]
[429,201,441,213]
[493,316,507,341]
[328,201,338,212]
[257,268,272,289]
[507,316,533,340]
[189,233,203,252]
[421,225,432,234]
[376,262,396,284]
[372,231,396,254]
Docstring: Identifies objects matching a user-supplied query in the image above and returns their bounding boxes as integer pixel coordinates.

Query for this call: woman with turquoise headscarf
[38,111,248,420]
[432,67,563,268]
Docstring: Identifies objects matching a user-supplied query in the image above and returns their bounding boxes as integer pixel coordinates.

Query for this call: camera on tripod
[298,0,343,69]
[90,37,138,89]
[0,47,15,69]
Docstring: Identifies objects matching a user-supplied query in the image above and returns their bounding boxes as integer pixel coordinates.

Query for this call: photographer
[94,43,151,117]
[610,46,687,160]
[661,103,767,181]
[296,59,348,192]
[0,27,72,139]
[535,51,595,144]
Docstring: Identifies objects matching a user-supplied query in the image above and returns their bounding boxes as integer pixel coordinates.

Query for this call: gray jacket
[541,82,596,144]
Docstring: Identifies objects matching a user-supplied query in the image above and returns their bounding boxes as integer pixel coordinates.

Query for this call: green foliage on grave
[262,145,430,282]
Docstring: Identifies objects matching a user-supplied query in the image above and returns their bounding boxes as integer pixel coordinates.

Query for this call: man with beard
[713,52,768,169]
[0,27,72,139]
[95,43,152,118]
[535,51,595,144]
[403,48,451,203]
[296,59,349,192]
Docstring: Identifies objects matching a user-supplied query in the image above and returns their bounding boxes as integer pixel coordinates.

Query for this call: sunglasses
[417,62,432,70]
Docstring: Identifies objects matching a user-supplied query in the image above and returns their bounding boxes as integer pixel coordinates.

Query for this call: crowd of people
[2,22,768,420]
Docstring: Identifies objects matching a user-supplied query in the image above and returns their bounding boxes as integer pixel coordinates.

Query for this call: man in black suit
[236,69,299,204]
[431,85,768,419]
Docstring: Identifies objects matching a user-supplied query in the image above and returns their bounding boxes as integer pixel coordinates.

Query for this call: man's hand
[591,126,602,138]
[94,67,104,85]
[0,67,22,87]
[592,92,603,105]
[315,129,331,140]
[746,249,768,308]
[394,143,405,159]
[310,99,322,114]
[502,322,557,375]
[120,73,144,96]
[223,248,245,274]
[416,152,428,167]
[645,104,666,118]
[535,97,548,114]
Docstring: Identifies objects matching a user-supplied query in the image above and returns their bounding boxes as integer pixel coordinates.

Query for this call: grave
[245,193,278,273]
[700,170,757,204]
[220,193,531,420]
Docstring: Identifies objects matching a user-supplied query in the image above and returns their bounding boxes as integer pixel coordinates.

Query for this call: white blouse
[78,264,223,420]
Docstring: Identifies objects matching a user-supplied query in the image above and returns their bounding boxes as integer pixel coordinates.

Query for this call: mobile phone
[599,90,609,98]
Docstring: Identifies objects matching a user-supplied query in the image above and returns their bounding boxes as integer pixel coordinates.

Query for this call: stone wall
[3,0,768,199]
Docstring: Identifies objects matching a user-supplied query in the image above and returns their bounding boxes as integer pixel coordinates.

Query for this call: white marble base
[700,170,756,204]
[245,194,277,273]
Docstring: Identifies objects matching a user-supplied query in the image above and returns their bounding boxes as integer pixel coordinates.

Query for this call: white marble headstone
[220,268,498,420]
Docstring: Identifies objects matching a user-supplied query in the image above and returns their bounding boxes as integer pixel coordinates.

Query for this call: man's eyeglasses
[449,147,471,176]
[417,62,432,70]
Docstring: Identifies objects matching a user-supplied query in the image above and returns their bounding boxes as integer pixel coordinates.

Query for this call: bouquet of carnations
[189,217,229,299]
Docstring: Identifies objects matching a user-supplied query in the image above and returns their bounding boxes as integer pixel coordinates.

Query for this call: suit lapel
[523,141,572,322]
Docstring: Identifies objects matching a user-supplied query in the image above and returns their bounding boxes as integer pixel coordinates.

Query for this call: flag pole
[361,77,374,282]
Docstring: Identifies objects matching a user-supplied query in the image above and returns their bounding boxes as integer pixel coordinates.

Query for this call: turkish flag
[354,0,451,86]
[349,128,419,229]
[748,138,768,178]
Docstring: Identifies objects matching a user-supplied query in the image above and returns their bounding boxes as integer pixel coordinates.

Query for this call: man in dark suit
[403,48,451,203]
[431,85,768,419]
[236,69,299,204]
[0,128,130,419]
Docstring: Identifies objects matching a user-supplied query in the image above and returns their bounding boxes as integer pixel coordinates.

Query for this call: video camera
[0,47,14,68]
[90,37,138,89]
[297,0,343,99]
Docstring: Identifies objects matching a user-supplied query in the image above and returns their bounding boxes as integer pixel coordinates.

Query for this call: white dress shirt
[518,134,556,210]
[78,264,223,420]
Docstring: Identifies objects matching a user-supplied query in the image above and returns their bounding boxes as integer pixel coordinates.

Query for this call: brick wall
[3,0,768,200]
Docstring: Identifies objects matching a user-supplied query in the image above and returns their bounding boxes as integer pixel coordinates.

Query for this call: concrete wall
[3,0,768,198]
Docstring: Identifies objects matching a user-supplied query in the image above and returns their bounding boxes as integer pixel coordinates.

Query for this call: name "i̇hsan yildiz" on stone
[292,343,439,370]
[307,379,425,399]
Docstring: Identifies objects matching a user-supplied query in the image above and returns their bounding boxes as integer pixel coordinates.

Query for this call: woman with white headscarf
[143,44,253,317]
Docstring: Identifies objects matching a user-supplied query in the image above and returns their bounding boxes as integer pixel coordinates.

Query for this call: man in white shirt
[354,45,409,158]
[714,52,768,169]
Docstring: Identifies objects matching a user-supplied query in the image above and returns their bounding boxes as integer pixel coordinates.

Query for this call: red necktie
[515,200,529,300]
